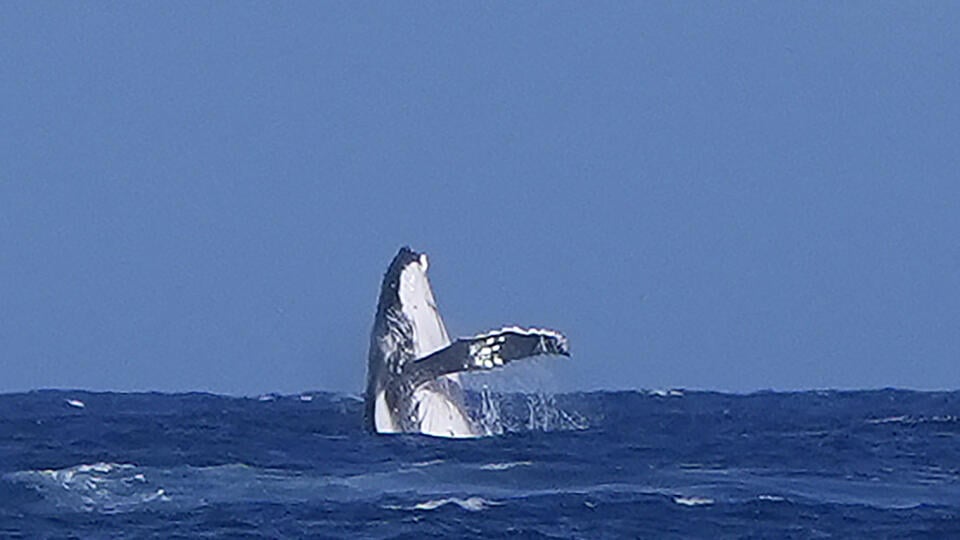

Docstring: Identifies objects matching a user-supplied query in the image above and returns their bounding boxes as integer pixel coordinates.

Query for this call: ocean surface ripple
[1,389,958,538]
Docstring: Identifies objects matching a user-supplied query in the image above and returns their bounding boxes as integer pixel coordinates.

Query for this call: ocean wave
[409,459,446,468]
[3,389,960,537]
[866,414,960,425]
[648,389,685,397]
[6,462,169,514]
[412,497,502,511]
[673,496,715,507]
[479,461,532,471]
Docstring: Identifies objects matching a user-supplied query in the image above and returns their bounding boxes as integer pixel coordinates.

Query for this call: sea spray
[463,358,589,434]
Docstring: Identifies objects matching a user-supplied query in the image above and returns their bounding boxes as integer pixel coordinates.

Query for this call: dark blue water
[2,389,959,539]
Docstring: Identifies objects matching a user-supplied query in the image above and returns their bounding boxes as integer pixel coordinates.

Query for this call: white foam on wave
[673,496,714,507]
[867,414,959,426]
[8,462,170,514]
[479,461,532,471]
[65,399,86,409]
[410,459,445,468]
[38,462,134,484]
[412,496,502,511]
[758,494,786,502]
[649,389,684,397]
[866,415,911,425]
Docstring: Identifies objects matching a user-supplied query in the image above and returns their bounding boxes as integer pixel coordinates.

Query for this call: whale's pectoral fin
[407,327,569,388]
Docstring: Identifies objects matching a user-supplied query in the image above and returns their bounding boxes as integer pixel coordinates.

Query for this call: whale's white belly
[413,386,476,438]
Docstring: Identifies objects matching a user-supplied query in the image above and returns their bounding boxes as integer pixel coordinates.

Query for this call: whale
[364,246,569,438]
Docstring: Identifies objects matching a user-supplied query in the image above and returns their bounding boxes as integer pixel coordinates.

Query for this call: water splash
[476,385,505,436]
[523,392,589,432]
[460,356,589,434]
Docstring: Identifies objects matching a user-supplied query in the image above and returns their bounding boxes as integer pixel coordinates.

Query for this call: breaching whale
[364,247,569,438]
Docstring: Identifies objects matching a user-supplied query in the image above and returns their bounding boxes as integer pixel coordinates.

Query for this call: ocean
[1,388,958,539]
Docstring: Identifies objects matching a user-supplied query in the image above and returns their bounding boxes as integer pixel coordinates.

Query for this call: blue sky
[1,3,958,395]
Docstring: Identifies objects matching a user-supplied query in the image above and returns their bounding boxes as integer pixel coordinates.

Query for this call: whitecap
[410,459,445,468]
[8,462,167,514]
[649,389,684,398]
[65,399,86,409]
[479,461,532,471]
[866,415,911,425]
[758,495,786,502]
[142,488,170,503]
[673,496,714,507]
[412,497,502,511]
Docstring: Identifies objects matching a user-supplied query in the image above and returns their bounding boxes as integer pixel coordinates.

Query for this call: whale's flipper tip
[467,326,570,365]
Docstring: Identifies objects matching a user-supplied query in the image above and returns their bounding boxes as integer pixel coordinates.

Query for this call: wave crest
[5,462,169,514]
[412,496,502,511]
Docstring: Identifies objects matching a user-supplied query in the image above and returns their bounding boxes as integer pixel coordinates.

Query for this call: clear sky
[2,3,958,395]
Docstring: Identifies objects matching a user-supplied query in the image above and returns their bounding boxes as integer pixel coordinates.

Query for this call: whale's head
[377,246,450,359]
[369,247,452,394]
